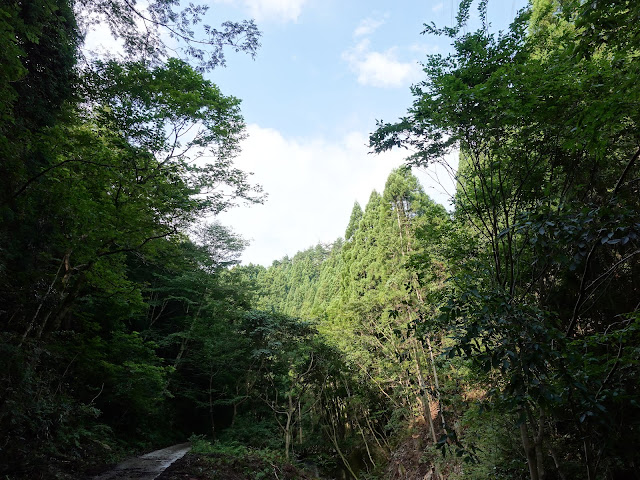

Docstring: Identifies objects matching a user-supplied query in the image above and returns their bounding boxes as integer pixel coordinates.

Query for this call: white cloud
[432,2,444,12]
[409,43,440,55]
[81,19,128,59]
[216,125,457,266]
[342,39,422,88]
[213,0,307,22]
[353,17,386,37]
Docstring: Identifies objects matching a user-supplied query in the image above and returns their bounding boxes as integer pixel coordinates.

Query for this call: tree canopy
[2,0,639,479]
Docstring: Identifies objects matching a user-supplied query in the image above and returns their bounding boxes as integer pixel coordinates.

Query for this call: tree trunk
[284,394,293,460]
[520,414,540,480]
[231,402,238,428]
[173,301,205,370]
[548,444,567,480]
[355,414,375,470]
[583,439,594,480]
[324,422,358,479]
[412,339,437,442]
[424,337,447,433]
[20,255,65,345]
[209,369,216,440]
[298,399,303,445]
[50,273,85,332]
[534,411,546,480]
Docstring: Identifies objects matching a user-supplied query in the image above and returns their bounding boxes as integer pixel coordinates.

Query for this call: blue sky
[210,0,524,137]
[87,0,527,266]
[208,0,527,266]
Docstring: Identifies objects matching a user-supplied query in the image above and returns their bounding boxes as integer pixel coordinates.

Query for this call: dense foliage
[369,1,640,479]
[0,0,268,476]
[1,0,639,479]
[247,1,640,478]
[245,168,454,477]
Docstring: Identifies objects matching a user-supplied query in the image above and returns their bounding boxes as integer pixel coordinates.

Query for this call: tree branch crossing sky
[87,0,525,265]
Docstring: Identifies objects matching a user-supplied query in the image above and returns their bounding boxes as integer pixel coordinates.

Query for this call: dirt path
[93,443,191,480]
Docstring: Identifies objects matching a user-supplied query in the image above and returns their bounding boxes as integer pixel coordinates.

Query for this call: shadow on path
[93,443,191,480]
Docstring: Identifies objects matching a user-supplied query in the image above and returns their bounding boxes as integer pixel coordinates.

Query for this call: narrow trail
[93,443,191,480]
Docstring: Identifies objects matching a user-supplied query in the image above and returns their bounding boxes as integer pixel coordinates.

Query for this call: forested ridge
[1,0,639,479]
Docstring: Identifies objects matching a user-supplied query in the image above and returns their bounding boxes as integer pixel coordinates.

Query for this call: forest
[0,0,639,479]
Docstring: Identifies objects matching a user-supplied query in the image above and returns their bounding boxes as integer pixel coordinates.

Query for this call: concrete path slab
[93,443,191,480]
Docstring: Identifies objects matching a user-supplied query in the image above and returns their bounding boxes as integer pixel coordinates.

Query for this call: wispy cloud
[353,16,386,37]
[432,2,444,12]
[342,39,422,88]
[213,0,307,23]
[409,43,440,55]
